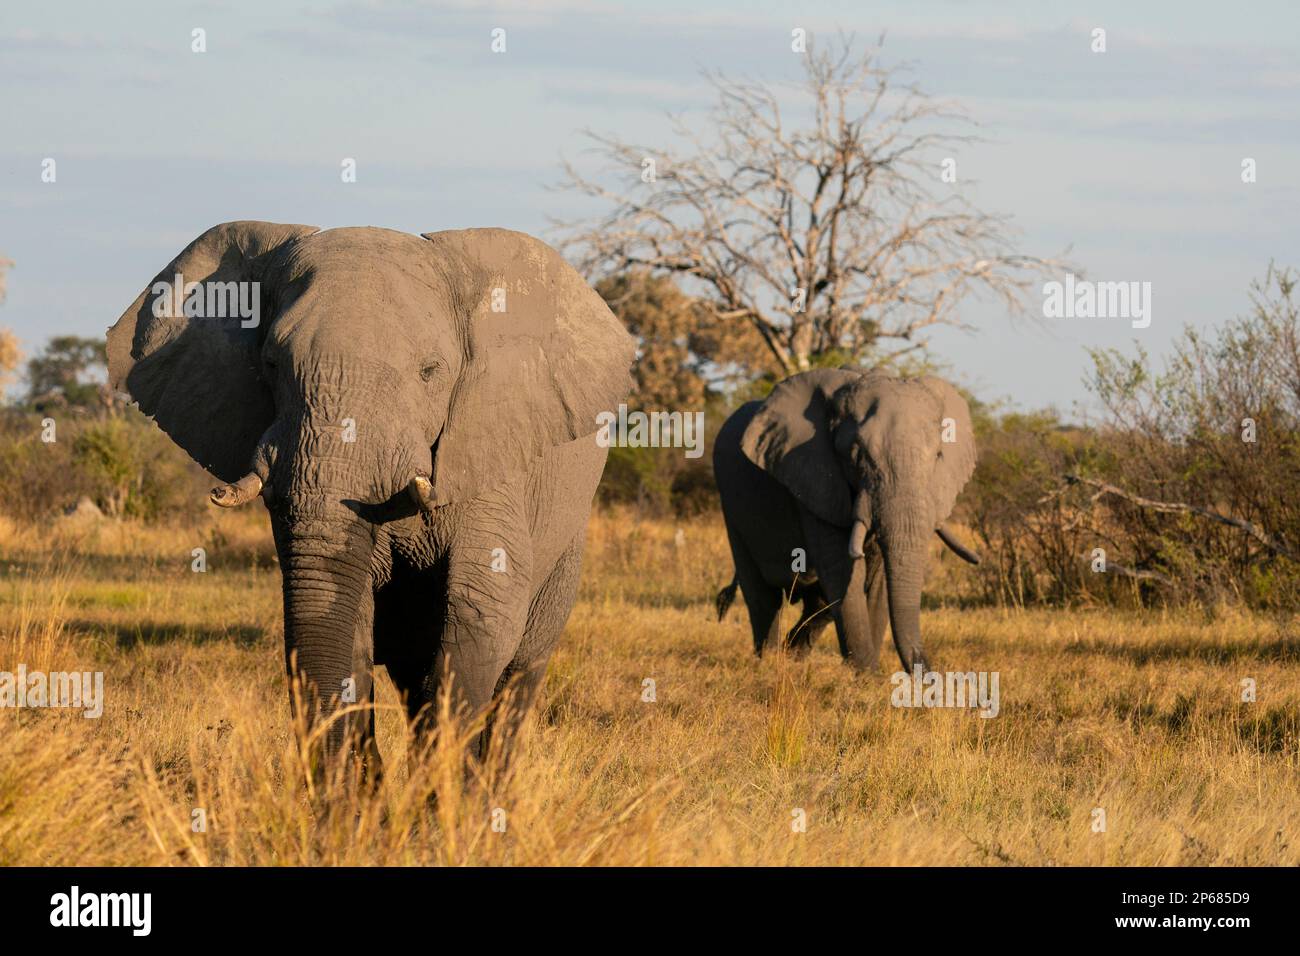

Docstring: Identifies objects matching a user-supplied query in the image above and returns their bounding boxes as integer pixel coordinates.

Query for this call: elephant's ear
[739,368,865,527]
[919,376,978,522]
[106,221,319,483]
[420,228,635,504]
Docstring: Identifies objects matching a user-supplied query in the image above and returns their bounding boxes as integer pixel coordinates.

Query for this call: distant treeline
[2,268,1297,611]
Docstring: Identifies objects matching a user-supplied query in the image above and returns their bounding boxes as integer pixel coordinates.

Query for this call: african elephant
[107,221,634,767]
[713,367,979,672]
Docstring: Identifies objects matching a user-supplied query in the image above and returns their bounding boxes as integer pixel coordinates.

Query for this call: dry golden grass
[1,506,1297,865]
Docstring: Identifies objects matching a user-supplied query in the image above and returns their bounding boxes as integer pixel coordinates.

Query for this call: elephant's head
[740,367,978,669]
[107,221,633,740]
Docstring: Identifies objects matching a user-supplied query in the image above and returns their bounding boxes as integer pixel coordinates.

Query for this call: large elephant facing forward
[714,368,979,671]
[107,221,634,766]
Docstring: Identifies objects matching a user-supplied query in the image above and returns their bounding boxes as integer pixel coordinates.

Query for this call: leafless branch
[1076,556,1175,586]
[1063,474,1297,561]
[554,34,1064,377]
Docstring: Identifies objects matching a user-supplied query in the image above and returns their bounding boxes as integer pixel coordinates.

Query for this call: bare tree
[557,36,1061,376]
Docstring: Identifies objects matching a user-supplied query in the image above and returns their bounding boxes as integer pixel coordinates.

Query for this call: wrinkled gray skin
[713,368,978,672]
[107,221,634,770]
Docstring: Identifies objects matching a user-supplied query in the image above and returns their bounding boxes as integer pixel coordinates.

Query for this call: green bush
[0,408,209,522]
[595,396,729,517]
[965,265,1300,611]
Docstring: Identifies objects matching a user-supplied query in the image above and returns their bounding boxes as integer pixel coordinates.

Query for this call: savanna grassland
[1,507,1297,866]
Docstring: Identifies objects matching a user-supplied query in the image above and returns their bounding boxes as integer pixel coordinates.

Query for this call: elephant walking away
[713,367,980,672]
[107,221,634,769]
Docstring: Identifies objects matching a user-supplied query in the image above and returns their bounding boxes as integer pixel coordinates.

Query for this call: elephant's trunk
[879,507,930,672]
[277,516,374,755]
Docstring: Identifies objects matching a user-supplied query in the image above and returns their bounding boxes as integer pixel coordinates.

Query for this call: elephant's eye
[420,362,441,382]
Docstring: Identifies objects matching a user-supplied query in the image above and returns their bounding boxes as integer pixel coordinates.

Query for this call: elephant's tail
[715,576,739,621]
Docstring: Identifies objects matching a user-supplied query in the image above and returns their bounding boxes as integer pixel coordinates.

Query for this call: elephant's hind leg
[738,582,784,658]
[719,515,786,656]
[786,588,833,657]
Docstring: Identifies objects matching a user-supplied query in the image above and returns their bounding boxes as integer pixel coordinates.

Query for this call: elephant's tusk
[848,486,872,559]
[848,519,868,559]
[935,524,980,565]
[210,472,263,508]
[408,475,437,512]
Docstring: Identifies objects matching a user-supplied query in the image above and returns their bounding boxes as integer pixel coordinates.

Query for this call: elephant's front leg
[833,557,878,672]
[852,548,889,670]
[797,509,878,672]
[421,508,533,759]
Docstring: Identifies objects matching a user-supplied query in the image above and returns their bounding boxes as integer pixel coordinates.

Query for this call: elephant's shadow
[69,619,265,649]
[1065,636,1300,664]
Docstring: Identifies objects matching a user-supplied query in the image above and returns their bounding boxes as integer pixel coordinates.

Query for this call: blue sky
[3,0,1298,414]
